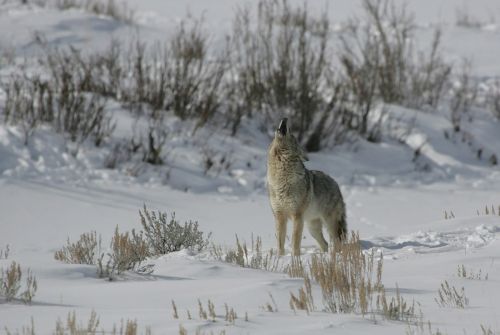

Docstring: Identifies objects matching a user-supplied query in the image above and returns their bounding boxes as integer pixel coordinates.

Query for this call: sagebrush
[140,205,210,255]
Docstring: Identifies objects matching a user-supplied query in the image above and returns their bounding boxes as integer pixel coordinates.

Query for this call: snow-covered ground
[1,0,500,334]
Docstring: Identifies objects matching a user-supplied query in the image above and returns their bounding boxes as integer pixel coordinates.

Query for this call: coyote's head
[271,118,308,162]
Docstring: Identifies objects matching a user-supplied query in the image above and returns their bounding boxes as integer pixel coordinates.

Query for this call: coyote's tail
[337,207,347,240]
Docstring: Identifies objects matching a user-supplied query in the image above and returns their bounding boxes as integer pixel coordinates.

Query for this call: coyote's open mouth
[277,118,288,136]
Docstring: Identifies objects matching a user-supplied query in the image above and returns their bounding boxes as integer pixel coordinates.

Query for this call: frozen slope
[1,176,500,334]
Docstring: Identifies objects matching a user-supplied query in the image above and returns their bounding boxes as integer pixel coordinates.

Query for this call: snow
[1,0,500,334]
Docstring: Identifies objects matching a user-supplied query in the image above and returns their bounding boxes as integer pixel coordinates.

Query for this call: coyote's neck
[267,147,308,185]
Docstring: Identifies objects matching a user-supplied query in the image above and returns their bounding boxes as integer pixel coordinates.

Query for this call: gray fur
[267,118,346,256]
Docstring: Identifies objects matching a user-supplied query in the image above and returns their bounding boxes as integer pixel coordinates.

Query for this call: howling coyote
[267,118,346,256]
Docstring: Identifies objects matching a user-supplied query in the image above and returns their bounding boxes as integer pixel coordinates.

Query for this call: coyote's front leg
[274,211,287,256]
[291,214,304,256]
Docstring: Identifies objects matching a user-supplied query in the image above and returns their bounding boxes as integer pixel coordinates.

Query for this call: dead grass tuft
[263,292,279,313]
[308,231,383,314]
[172,300,179,319]
[289,275,314,314]
[480,325,495,335]
[444,210,455,220]
[457,264,488,280]
[198,299,208,320]
[435,280,469,308]
[0,244,9,259]
[377,284,417,322]
[478,204,500,216]
[224,303,237,324]
[0,261,37,304]
[210,235,282,271]
[405,319,446,335]
[285,256,307,278]
[5,311,152,335]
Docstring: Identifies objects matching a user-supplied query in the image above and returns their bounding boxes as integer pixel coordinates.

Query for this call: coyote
[267,118,346,256]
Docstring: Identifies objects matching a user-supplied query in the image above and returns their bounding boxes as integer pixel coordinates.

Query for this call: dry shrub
[54,231,101,265]
[2,76,49,144]
[122,20,226,129]
[228,1,345,151]
[308,232,382,314]
[54,228,149,280]
[46,48,115,146]
[0,261,37,304]
[142,111,168,165]
[56,42,124,100]
[435,280,469,308]
[2,71,114,148]
[122,41,167,109]
[407,29,452,110]
[140,205,210,255]
[340,0,451,138]
[168,19,226,126]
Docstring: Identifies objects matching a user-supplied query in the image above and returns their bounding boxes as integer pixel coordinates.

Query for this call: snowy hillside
[1,0,500,334]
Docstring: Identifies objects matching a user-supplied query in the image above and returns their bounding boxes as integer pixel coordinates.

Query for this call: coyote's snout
[267,118,346,256]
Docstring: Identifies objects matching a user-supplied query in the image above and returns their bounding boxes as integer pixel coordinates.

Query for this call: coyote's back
[267,118,346,256]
